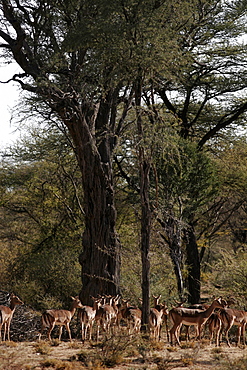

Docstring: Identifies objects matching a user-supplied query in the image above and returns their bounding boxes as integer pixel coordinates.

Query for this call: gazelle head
[10,293,23,306]
[214,297,227,309]
[70,296,84,309]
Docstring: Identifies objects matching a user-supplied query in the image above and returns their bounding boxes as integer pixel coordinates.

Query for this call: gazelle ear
[70,296,75,300]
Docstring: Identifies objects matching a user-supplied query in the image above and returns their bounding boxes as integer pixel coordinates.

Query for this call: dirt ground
[1,338,247,370]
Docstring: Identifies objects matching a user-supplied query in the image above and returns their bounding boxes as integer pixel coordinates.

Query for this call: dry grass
[1,335,247,370]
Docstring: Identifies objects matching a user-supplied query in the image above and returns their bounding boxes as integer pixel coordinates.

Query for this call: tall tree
[2,0,245,306]
[0,0,124,302]
[154,0,247,302]
[0,0,189,303]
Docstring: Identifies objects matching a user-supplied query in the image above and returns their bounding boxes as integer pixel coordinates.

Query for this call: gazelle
[108,294,121,329]
[93,295,120,342]
[0,293,23,341]
[125,306,142,335]
[38,296,83,342]
[116,298,130,330]
[219,308,247,347]
[205,298,236,346]
[116,298,142,334]
[151,295,169,341]
[207,311,222,346]
[169,297,227,346]
[184,303,209,342]
[149,304,168,341]
[116,298,142,335]
[78,297,98,342]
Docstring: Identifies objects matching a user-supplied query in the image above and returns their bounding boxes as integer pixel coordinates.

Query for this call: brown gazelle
[38,296,83,341]
[114,298,142,335]
[125,305,142,335]
[150,295,169,341]
[116,298,131,330]
[78,297,98,342]
[220,308,247,347]
[169,297,227,346]
[149,304,168,341]
[205,298,236,346]
[0,293,23,341]
[207,311,222,346]
[93,295,120,342]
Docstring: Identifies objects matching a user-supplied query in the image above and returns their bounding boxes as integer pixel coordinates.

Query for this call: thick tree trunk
[184,224,200,304]
[66,109,121,305]
[79,159,121,304]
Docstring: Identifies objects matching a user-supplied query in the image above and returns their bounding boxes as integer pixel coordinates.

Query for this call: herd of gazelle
[1,293,247,347]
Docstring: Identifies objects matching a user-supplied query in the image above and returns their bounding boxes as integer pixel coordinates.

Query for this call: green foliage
[0,127,83,309]
[217,138,247,195]
[156,138,219,221]
[213,249,247,307]
[62,0,191,88]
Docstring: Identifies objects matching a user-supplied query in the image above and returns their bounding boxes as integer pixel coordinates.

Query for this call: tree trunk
[64,105,121,305]
[140,159,151,328]
[169,240,184,299]
[184,224,200,304]
[159,217,184,300]
[135,77,151,328]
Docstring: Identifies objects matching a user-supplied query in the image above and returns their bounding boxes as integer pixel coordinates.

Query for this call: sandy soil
[1,338,247,370]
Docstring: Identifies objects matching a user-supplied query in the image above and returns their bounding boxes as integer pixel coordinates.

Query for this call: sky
[0,63,23,148]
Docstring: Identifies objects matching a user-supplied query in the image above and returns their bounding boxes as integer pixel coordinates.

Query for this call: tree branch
[198,101,247,148]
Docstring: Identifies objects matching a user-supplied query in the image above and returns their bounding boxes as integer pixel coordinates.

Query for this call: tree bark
[60,102,121,305]
[159,217,184,300]
[184,224,200,304]
[169,240,184,299]
[135,77,151,328]
[140,159,151,328]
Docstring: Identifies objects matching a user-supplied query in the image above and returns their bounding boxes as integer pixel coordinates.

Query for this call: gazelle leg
[7,323,11,341]
[65,323,72,342]
[47,322,55,341]
[237,326,242,346]
[242,323,246,347]
[58,325,63,341]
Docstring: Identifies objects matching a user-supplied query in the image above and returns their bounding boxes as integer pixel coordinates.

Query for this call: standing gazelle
[169,297,227,346]
[149,304,168,341]
[151,295,169,341]
[38,296,83,342]
[78,297,99,342]
[0,293,23,341]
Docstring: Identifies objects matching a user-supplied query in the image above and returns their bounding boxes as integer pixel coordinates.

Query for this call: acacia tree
[0,0,125,303]
[0,0,191,305]
[154,0,247,303]
[115,0,247,304]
